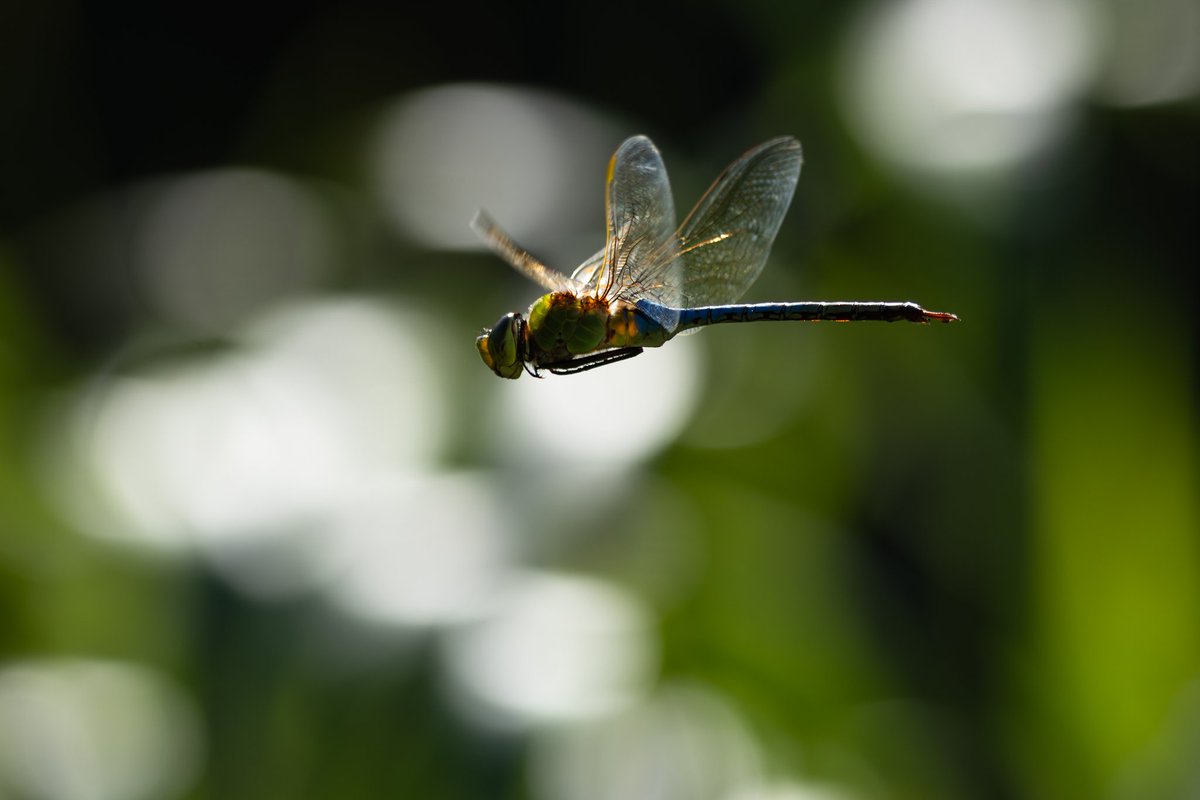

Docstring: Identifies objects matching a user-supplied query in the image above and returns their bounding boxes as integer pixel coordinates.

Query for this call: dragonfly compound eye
[477,312,524,379]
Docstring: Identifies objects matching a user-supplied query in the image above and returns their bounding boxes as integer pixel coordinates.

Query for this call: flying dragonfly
[474,135,956,379]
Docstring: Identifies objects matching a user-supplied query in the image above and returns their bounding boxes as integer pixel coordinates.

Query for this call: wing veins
[471,210,583,294]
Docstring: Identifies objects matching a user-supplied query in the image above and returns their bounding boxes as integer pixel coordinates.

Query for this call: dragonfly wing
[569,246,605,287]
[674,137,802,308]
[471,209,584,294]
[598,136,682,328]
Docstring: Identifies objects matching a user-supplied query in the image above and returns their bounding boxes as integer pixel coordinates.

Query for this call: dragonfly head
[477,312,527,379]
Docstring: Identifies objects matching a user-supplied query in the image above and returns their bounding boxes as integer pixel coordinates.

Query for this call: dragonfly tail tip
[924,310,959,323]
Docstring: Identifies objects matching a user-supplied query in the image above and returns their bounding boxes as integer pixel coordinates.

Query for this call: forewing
[593,136,681,321]
[674,137,802,307]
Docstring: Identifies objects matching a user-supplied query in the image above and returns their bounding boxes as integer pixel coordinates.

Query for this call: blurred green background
[1,1,1197,798]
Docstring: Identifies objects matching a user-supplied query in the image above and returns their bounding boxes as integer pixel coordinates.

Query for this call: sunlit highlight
[0,659,202,800]
[528,683,762,800]
[725,783,858,800]
[487,333,702,466]
[1098,0,1200,106]
[370,84,619,256]
[442,573,658,727]
[319,472,514,627]
[48,299,450,597]
[136,169,336,334]
[841,0,1100,177]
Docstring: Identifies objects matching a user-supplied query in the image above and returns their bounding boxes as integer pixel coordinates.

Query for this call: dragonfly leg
[542,347,644,375]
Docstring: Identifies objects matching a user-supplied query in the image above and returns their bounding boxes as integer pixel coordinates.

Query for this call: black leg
[542,347,644,375]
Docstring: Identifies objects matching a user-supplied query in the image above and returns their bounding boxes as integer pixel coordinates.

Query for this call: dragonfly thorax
[527,292,611,358]
[529,291,670,357]
[479,292,612,380]
[477,292,670,380]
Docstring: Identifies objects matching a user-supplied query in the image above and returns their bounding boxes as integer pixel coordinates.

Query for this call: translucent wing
[471,210,584,294]
[585,136,681,327]
[674,137,802,307]
[569,246,605,287]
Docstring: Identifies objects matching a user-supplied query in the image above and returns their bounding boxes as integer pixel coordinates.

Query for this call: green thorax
[526,292,670,362]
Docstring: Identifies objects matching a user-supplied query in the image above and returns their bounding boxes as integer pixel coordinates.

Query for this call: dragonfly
[474,135,956,379]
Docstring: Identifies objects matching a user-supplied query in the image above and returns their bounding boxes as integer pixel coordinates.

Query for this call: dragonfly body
[529,293,669,357]
[662,300,958,331]
[474,135,955,379]
[478,292,669,379]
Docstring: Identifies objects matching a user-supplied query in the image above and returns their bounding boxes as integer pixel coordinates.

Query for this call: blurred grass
[1026,292,1199,797]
